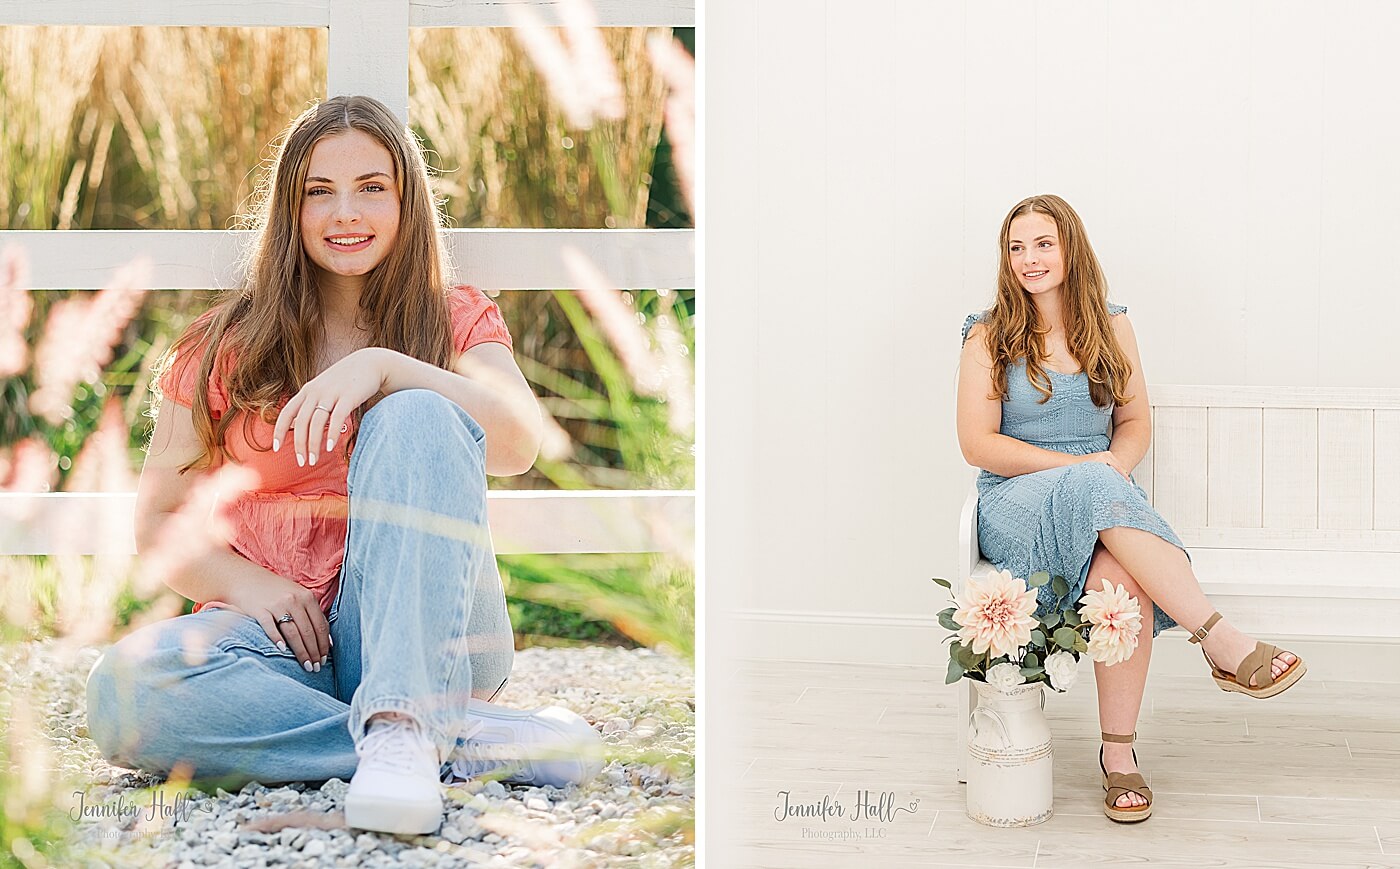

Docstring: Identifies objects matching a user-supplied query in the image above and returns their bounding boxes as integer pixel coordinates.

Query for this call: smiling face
[1007,211,1065,296]
[298,129,400,291]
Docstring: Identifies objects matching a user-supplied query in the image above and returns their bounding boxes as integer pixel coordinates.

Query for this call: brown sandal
[1100,731,1152,823]
[1188,612,1307,699]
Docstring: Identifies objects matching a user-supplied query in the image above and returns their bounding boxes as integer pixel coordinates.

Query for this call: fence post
[328,0,410,122]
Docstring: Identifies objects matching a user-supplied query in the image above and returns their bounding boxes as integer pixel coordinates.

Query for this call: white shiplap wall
[709,0,1400,664]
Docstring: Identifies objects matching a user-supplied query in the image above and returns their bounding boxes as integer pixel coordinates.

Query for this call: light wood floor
[728,655,1400,868]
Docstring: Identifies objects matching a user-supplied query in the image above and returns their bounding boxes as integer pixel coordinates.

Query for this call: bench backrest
[1131,385,1400,554]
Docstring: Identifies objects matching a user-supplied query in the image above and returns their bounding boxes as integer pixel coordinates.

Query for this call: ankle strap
[1101,731,1136,743]
[1188,611,1223,644]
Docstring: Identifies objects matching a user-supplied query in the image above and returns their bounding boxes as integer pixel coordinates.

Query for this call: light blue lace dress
[961,303,1188,637]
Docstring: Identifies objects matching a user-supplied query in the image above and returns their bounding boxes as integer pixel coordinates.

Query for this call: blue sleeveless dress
[961,303,1188,637]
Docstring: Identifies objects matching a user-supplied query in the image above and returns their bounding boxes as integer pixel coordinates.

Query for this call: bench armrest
[957,482,980,593]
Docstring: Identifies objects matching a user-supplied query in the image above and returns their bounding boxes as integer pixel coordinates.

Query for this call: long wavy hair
[973,194,1135,410]
[153,95,457,473]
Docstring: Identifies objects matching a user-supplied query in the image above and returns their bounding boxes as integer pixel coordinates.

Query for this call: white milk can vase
[965,680,1054,827]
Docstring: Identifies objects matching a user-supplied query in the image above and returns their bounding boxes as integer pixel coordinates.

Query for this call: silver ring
[276,613,295,625]
[314,405,331,413]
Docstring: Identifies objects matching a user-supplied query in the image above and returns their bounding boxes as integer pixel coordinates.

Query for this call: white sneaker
[345,714,444,835]
[444,699,605,789]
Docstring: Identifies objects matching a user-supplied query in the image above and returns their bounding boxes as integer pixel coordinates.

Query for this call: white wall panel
[1153,406,1208,529]
[1377,410,1400,531]
[750,3,829,613]
[1035,1,1109,213]
[1317,1,1400,387]
[894,0,968,615]
[1318,409,1374,531]
[1166,0,1252,385]
[1262,408,1319,530]
[1207,407,1262,528]
[1243,1,1326,386]
[963,1,1039,248]
[1098,0,1180,336]
[820,0,899,605]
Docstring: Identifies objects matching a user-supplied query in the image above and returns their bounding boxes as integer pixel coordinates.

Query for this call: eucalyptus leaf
[956,644,980,670]
[1023,652,1040,668]
[1028,570,1050,588]
[1020,666,1045,679]
[1051,574,1070,599]
[946,658,965,685]
[1041,613,1062,630]
[938,608,960,632]
[931,576,952,589]
[1074,635,1088,653]
[1054,627,1080,650]
[1030,630,1046,646]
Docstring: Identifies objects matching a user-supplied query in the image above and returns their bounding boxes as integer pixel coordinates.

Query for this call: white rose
[985,662,1025,692]
[1045,651,1078,692]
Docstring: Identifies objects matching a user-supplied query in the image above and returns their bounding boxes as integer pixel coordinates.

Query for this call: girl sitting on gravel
[84,94,605,836]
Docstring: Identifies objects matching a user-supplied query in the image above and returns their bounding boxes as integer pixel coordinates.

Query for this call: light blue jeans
[85,389,515,785]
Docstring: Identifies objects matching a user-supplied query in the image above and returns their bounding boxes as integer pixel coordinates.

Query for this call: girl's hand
[273,347,386,467]
[221,570,331,671]
[1078,450,1132,482]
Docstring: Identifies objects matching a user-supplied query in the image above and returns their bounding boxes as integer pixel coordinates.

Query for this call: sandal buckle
[1188,625,1210,644]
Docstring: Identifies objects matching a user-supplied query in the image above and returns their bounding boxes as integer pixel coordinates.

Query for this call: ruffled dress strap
[961,310,990,347]
[1108,302,1128,316]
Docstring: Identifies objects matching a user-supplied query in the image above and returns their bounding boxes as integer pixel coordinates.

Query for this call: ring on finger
[276,613,294,625]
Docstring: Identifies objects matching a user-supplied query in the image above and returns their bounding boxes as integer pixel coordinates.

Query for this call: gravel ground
[1,639,695,868]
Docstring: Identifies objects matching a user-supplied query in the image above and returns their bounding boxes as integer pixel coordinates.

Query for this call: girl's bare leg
[1085,542,1153,809]
[1095,527,1296,687]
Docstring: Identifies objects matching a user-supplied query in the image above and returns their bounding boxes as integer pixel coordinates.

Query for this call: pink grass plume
[137,462,262,600]
[647,33,695,214]
[30,257,150,424]
[0,244,33,378]
[510,0,625,129]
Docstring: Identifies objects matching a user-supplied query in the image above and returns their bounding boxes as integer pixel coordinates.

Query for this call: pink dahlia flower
[953,569,1039,658]
[1080,579,1143,666]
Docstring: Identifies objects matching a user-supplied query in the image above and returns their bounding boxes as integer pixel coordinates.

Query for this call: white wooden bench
[954,384,1400,781]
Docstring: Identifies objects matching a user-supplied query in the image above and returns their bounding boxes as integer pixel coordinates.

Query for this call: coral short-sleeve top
[156,285,512,615]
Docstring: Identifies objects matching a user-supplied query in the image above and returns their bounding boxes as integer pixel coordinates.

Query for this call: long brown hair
[974,194,1135,409]
[153,95,457,472]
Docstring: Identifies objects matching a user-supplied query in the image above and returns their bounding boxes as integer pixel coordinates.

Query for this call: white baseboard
[730,608,1400,683]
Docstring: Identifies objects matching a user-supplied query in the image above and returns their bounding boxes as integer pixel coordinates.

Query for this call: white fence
[0,0,696,558]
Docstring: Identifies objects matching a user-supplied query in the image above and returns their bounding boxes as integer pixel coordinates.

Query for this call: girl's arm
[1107,313,1152,471]
[137,399,330,668]
[956,322,1083,478]
[373,343,543,476]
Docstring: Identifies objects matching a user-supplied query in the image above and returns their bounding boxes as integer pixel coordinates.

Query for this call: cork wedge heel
[1188,612,1307,700]
[1099,731,1152,823]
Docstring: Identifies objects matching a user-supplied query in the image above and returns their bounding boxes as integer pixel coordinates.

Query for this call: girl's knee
[1087,540,1150,603]
[84,645,148,767]
[83,618,223,769]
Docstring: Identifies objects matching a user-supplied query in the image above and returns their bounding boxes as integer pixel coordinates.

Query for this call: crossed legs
[1089,527,1299,809]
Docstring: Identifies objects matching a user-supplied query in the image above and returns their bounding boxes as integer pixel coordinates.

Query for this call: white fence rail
[0,229,695,290]
[0,1,695,28]
[0,490,694,556]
